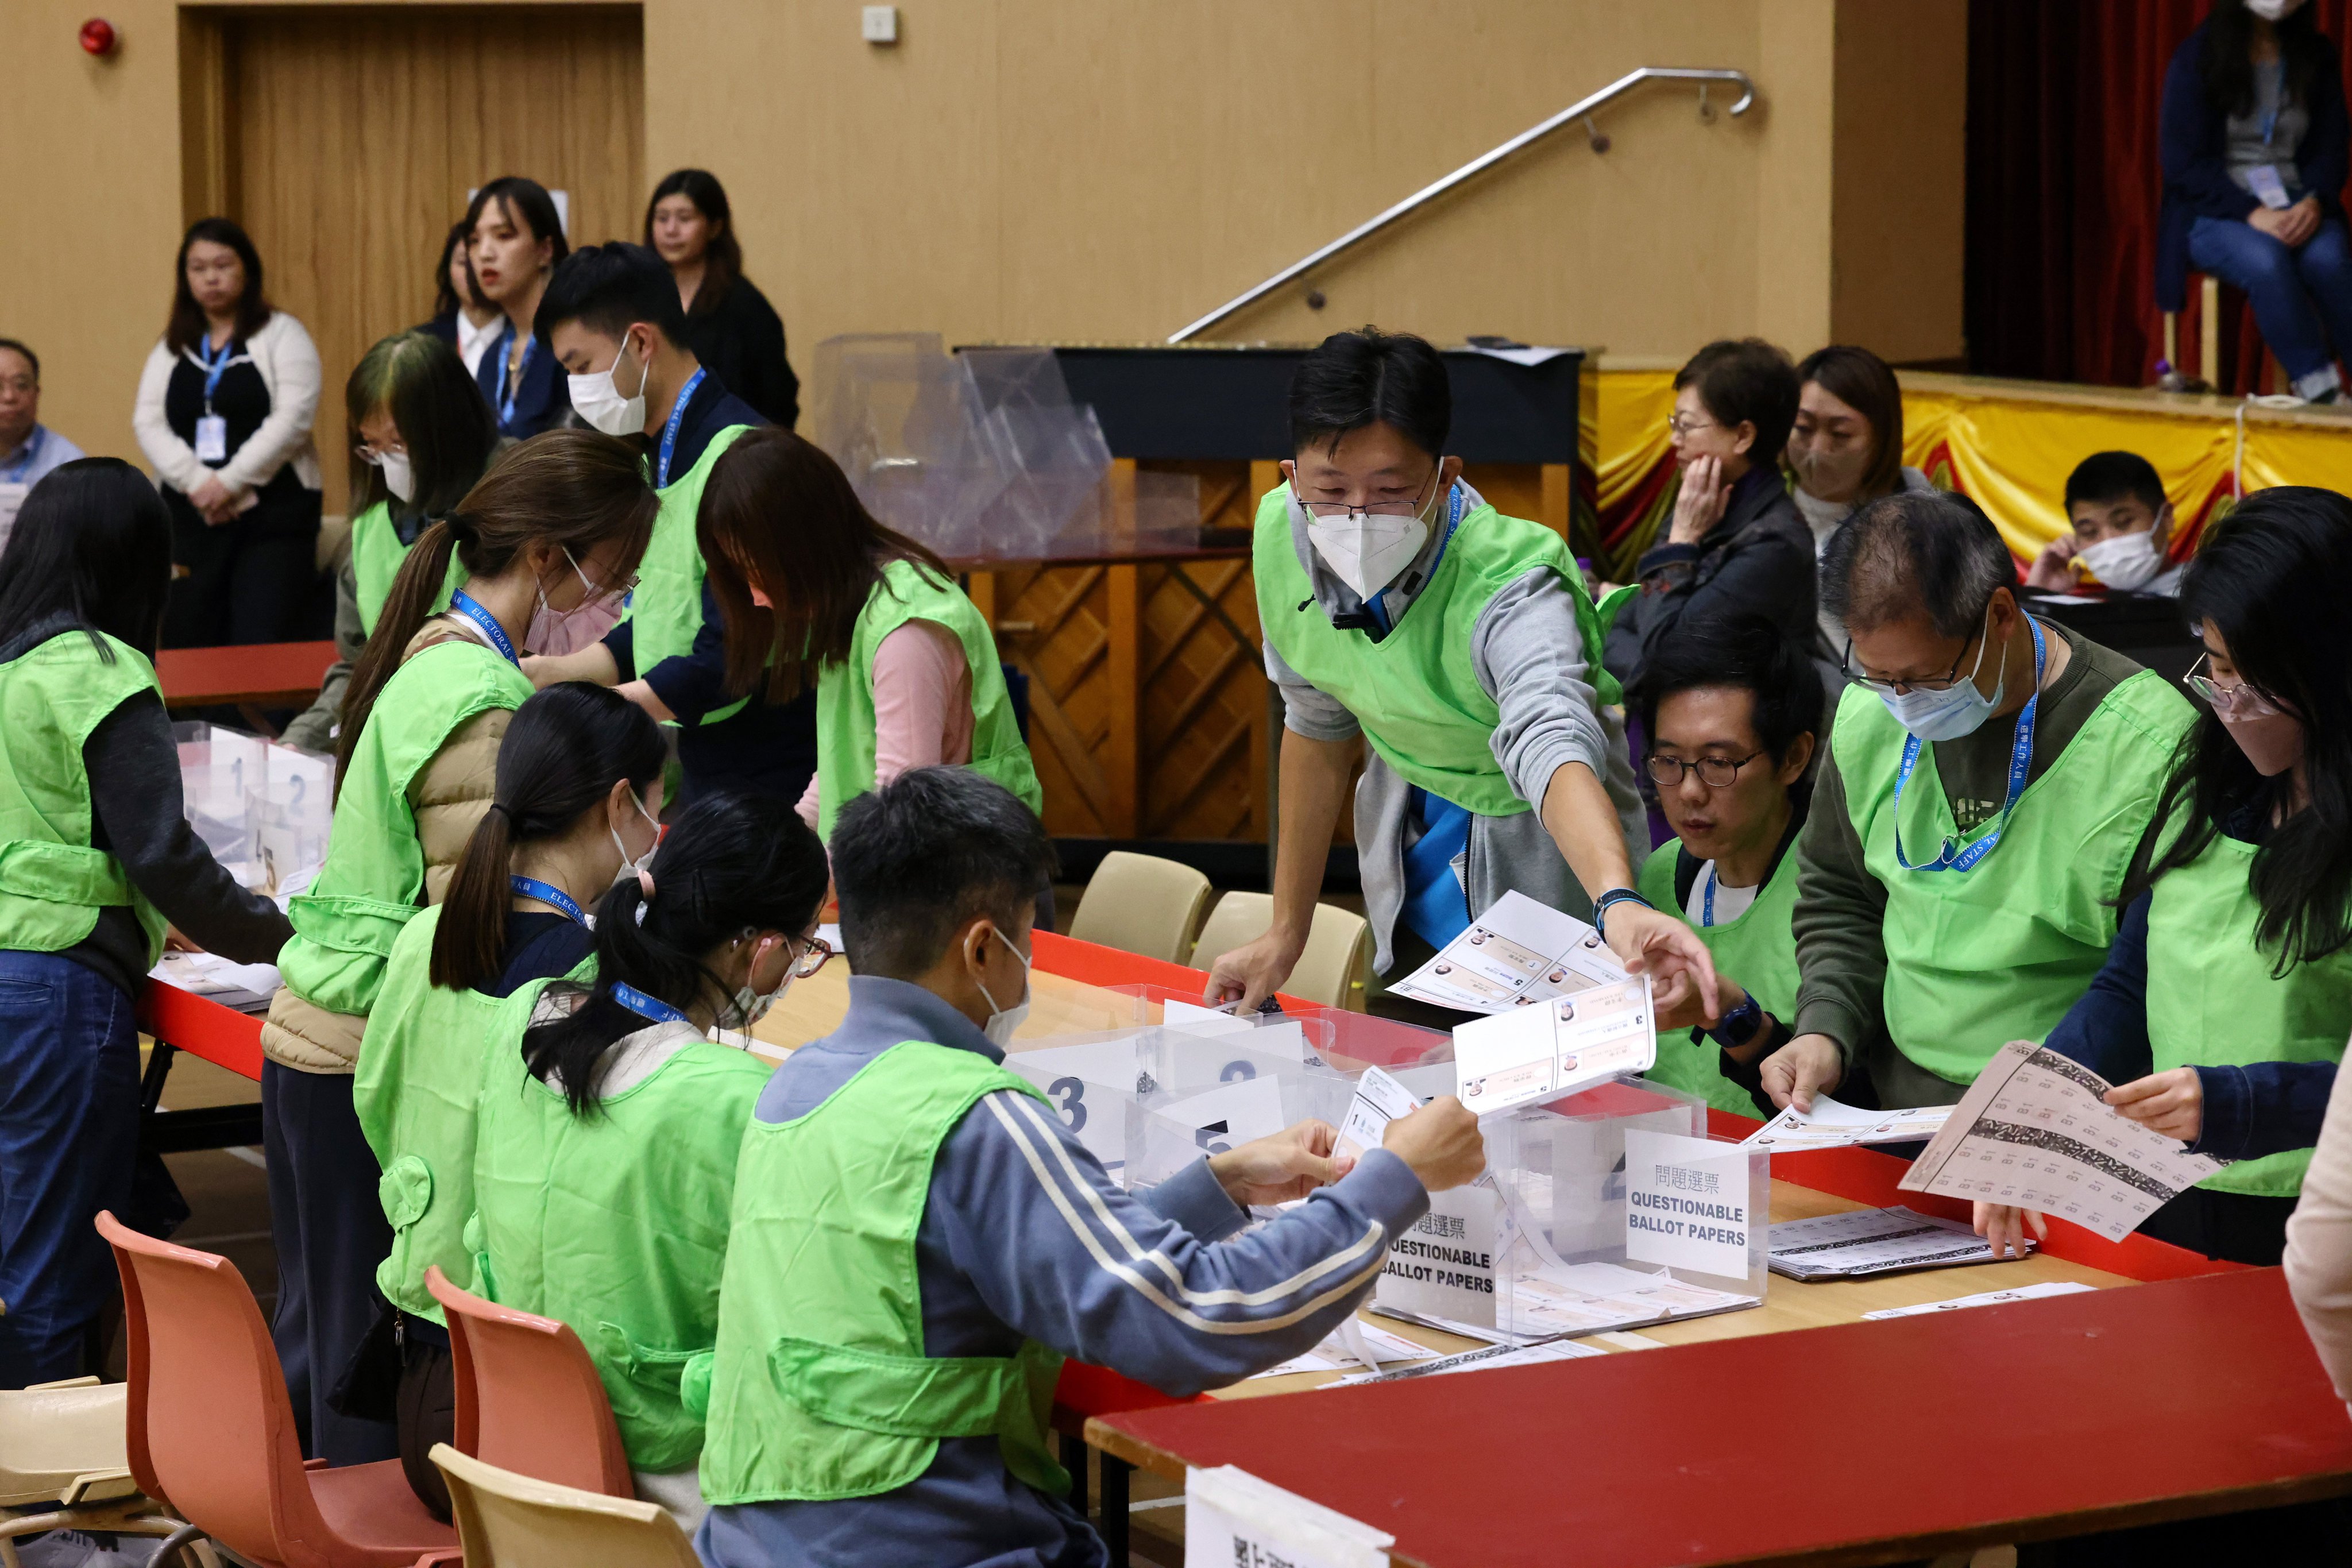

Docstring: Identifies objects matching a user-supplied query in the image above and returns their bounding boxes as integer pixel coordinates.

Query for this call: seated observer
[1639,615,1823,1119]
[1981,488,2352,1268]
[693,767,1485,1568]
[1759,490,2197,1113]
[2025,451,2184,597]
[0,338,86,491]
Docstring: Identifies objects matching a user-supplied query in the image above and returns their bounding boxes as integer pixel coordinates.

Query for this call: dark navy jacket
[475,319,571,439]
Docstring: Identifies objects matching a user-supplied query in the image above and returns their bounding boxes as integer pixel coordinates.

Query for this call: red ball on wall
[79,17,118,56]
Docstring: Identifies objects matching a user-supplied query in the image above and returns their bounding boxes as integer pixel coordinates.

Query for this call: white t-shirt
[1679,860,1760,928]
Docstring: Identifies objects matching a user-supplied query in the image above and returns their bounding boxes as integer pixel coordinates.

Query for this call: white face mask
[528,545,627,656]
[2246,0,2305,21]
[379,451,415,504]
[610,791,661,892]
[2075,530,2164,592]
[567,334,650,437]
[731,933,796,1027]
[1292,477,1443,603]
[974,921,1033,1047]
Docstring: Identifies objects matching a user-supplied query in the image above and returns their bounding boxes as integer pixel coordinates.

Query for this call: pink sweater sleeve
[870,619,974,788]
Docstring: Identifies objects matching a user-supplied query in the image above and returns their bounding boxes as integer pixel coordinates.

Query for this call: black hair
[166,218,272,355]
[1822,489,2017,640]
[1633,612,1823,767]
[1793,344,1903,499]
[2063,451,2167,519]
[521,793,828,1114]
[344,331,500,520]
[643,169,742,318]
[432,683,667,994]
[431,219,488,320]
[463,177,570,275]
[1288,326,1451,459]
[831,767,1057,979]
[2204,1,2331,119]
[534,242,689,347]
[1675,339,1801,468]
[0,459,172,663]
[2123,486,2352,971]
[0,339,38,381]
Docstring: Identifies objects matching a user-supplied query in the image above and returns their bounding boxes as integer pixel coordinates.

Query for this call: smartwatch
[1705,992,1767,1052]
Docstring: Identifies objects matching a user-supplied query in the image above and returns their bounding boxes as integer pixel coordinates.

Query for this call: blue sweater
[698,976,1430,1568]
[2157,18,2352,311]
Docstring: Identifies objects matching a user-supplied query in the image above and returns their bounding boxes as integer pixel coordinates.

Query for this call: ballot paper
[1453,974,1655,1116]
[1331,1337,1601,1385]
[1388,889,1626,1014]
[1378,1260,1755,1344]
[1244,1319,1433,1381]
[1898,1039,2226,1243]
[1741,1098,1954,1153]
[1160,998,1314,1065]
[150,952,282,1014]
[1768,1205,2020,1281]
[1334,1065,1423,1163]
[1860,1280,2096,1320]
[1183,1465,1393,1568]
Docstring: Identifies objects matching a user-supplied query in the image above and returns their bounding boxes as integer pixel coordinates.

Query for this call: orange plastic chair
[94,1211,457,1568]
[424,1265,632,1496]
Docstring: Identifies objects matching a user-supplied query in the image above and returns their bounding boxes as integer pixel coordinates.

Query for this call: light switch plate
[861,5,899,43]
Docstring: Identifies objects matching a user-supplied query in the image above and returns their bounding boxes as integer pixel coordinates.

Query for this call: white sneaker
[11,1531,161,1568]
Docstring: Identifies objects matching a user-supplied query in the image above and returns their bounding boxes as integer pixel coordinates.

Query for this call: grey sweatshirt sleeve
[930,1089,1429,1396]
[279,557,364,753]
[1471,566,1619,808]
[1789,746,1887,1064]
[85,691,294,964]
[1261,634,1361,743]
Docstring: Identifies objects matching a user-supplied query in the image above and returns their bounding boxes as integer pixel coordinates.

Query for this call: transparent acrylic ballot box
[173,723,335,895]
[1373,1076,1768,1345]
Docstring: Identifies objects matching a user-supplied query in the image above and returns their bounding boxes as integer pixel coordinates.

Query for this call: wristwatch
[1705,992,1767,1052]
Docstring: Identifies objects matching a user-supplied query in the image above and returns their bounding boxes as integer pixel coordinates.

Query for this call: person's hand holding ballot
[1975,1066,2207,1258]
[1203,1097,1485,1206]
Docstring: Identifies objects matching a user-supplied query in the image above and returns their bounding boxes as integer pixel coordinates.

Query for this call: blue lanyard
[196,337,236,407]
[1701,864,1720,928]
[0,427,43,484]
[495,325,533,428]
[509,875,588,926]
[1363,483,1467,635]
[656,366,705,488]
[448,589,521,667]
[611,981,691,1028]
[1891,617,2047,874]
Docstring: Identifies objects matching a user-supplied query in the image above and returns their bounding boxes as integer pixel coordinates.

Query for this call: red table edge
[139,975,266,1082]
[156,640,339,707]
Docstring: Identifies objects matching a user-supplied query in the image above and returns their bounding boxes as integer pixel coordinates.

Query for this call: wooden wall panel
[216,3,643,506]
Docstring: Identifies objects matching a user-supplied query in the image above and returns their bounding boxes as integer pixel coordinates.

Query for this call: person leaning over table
[1636,613,1823,1119]
[1201,326,1714,1019]
[1973,489,2352,1268]
[280,331,501,754]
[1757,489,2197,1116]
[692,767,1488,1568]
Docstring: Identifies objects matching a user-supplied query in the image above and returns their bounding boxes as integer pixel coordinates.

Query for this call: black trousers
[261,1061,397,1464]
[396,1334,455,1521]
[2138,1185,2297,1267]
[164,486,320,648]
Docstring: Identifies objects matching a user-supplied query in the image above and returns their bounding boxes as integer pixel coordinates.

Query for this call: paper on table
[1898,1039,2225,1243]
[1453,974,1654,1116]
[152,952,283,1011]
[1861,1280,2095,1320]
[1332,1337,1601,1385]
[1388,889,1625,1014]
[1741,1097,1953,1152]
[1768,1205,2018,1280]
[1246,1319,1432,1381]
[1378,1259,1755,1344]
[1335,1064,1422,1163]
[1183,1465,1393,1568]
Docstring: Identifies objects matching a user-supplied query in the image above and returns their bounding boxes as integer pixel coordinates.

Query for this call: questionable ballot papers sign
[1623,1130,1754,1278]
[1451,974,1655,1115]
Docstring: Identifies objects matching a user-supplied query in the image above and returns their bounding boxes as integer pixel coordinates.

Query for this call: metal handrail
[1168,66,1756,343]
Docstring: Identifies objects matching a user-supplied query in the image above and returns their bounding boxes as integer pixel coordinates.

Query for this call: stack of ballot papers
[150,952,281,1014]
[1768,1206,2021,1280]
[1861,1280,2095,1320]
[1332,1338,1600,1384]
[1378,1260,1756,1344]
[1741,1097,1952,1152]
[1388,890,1625,1014]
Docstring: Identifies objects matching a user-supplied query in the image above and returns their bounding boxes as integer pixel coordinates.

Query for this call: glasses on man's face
[2183,652,2283,719]
[1646,751,1762,790]
[1841,624,1984,697]
[1297,470,1439,520]
[790,934,835,980]
[1666,414,1720,440]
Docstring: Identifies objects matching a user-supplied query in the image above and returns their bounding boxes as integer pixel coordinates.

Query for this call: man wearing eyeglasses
[0,339,84,501]
[1759,491,2196,1115]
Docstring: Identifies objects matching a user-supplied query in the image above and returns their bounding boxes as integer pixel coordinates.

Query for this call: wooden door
[184,4,645,511]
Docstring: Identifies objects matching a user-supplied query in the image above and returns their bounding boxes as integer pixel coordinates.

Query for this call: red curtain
[1965,0,2352,390]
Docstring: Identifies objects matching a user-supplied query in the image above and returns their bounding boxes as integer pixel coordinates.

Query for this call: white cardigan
[133,311,323,499]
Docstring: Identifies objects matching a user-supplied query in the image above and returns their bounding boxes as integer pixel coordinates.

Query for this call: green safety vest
[469,976,772,1473]
[353,905,597,1323]
[1636,839,1802,1119]
[813,559,1043,843]
[627,424,754,727]
[694,1041,1069,1505]
[277,638,535,1018]
[1252,484,1620,819]
[1831,667,2195,1086]
[349,501,463,639]
[0,631,169,964]
[2145,834,2352,1198]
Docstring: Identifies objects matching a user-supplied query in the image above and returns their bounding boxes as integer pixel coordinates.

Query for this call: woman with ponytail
[349,681,664,1515]
[471,791,828,1527]
[258,428,658,1466]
